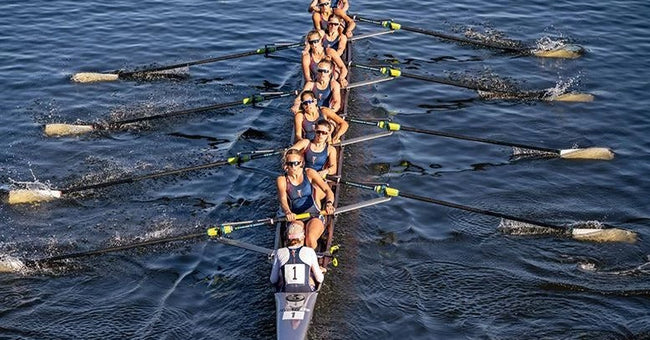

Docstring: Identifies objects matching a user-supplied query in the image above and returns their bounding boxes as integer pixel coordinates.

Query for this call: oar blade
[571,228,637,243]
[559,147,614,160]
[44,124,95,137]
[0,256,28,273]
[71,72,119,83]
[532,45,584,59]
[8,189,62,205]
[549,93,595,102]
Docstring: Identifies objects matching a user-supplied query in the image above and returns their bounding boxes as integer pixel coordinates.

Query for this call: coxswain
[277,149,335,248]
[291,119,338,179]
[293,90,348,143]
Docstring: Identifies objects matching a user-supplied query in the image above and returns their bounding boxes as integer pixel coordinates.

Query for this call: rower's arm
[308,169,335,204]
[326,145,338,175]
[328,80,341,112]
[323,108,348,142]
[277,176,293,215]
[301,53,313,83]
[294,114,304,142]
[328,50,348,86]
[290,138,310,152]
[335,34,347,57]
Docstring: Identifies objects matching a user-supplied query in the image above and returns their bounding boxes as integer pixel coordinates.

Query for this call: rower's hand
[339,78,348,88]
[285,212,296,222]
[332,137,341,144]
[318,170,328,179]
[325,202,335,215]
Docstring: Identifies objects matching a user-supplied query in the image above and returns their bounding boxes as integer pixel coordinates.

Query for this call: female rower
[308,0,356,38]
[322,15,347,57]
[294,90,348,143]
[291,60,341,113]
[277,149,335,248]
[291,119,338,179]
[302,30,348,88]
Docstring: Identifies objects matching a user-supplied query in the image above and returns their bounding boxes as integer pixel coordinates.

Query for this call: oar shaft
[397,191,565,231]
[117,43,303,76]
[353,15,526,53]
[111,92,292,126]
[399,126,559,154]
[32,232,205,265]
[352,63,503,93]
[62,150,281,194]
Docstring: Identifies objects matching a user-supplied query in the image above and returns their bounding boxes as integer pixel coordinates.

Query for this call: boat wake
[0,255,28,273]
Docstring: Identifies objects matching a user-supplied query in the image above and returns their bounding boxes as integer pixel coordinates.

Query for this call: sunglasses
[301,99,315,106]
[308,39,320,45]
[315,130,329,135]
[285,160,302,167]
[318,2,330,6]
[317,68,330,73]
[328,22,340,26]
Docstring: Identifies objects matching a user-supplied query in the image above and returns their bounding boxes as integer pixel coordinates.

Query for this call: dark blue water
[1,0,649,338]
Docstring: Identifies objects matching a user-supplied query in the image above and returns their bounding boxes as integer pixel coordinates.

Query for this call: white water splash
[497,218,561,235]
[0,255,27,273]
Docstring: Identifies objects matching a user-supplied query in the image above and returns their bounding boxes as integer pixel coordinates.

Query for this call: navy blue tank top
[312,81,333,108]
[304,143,329,171]
[322,34,340,51]
[301,108,325,141]
[286,172,318,214]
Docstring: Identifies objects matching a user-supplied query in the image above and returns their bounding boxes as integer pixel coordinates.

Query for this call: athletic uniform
[270,245,324,292]
[322,34,340,51]
[301,109,325,141]
[285,171,320,215]
[304,142,329,171]
[312,81,333,108]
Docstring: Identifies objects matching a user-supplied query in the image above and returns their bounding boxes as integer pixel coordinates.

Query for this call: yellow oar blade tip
[549,93,595,102]
[44,124,94,137]
[559,147,615,160]
[8,189,62,205]
[572,228,637,243]
[71,72,119,83]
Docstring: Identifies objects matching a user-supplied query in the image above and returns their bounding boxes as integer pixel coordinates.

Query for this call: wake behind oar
[44,91,295,137]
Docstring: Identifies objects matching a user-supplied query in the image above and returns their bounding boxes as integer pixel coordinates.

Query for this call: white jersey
[270,245,324,285]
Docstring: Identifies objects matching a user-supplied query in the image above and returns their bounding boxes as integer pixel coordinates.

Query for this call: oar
[44,91,295,137]
[7,149,283,205]
[207,197,391,236]
[351,63,594,102]
[338,180,637,243]
[352,15,583,59]
[349,118,614,160]
[1,198,388,273]
[71,42,304,83]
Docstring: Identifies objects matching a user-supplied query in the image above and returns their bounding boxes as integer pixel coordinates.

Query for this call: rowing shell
[273,40,352,340]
